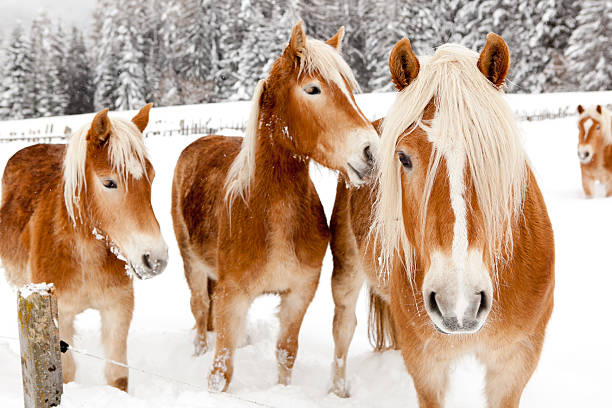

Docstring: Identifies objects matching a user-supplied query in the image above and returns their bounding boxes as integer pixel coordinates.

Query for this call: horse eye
[304,85,321,95]
[596,125,600,130]
[398,152,412,169]
[103,179,118,189]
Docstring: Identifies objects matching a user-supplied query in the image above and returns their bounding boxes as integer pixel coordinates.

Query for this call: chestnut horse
[330,35,554,407]
[0,105,168,391]
[576,104,612,197]
[172,21,378,391]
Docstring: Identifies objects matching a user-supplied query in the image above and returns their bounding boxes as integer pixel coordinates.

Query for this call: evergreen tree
[115,0,146,110]
[48,23,70,116]
[565,0,611,91]
[234,0,297,99]
[66,26,94,114]
[94,0,120,110]
[1,25,36,119]
[30,12,52,117]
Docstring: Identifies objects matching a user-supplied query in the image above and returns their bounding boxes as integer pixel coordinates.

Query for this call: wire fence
[2,103,609,145]
[0,334,279,408]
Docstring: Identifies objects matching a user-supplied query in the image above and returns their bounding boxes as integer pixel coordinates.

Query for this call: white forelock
[63,117,149,225]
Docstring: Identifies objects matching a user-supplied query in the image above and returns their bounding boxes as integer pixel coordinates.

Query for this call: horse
[0,104,168,391]
[330,34,554,407]
[171,20,379,392]
[576,104,612,197]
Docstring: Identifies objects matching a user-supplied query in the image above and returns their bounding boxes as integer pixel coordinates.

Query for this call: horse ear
[596,105,602,114]
[87,108,111,147]
[577,105,584,114]
[477,33,510,87]
[389,38,420,91]
[287,20,307,58]
[132,103,153,132]
[326,26,345,52]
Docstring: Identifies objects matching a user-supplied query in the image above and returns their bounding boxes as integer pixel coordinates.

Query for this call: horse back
[172,135,242,267]
[0,144,65,281]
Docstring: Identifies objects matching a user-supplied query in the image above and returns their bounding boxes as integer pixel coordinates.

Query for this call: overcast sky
[1,0,94,38]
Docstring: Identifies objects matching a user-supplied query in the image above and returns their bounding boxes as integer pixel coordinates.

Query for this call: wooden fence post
[17,283,62,408]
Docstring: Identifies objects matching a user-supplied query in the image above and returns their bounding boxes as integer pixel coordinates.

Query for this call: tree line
[0,0,609,121]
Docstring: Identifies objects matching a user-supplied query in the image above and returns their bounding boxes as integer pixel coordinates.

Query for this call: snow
[1,92,612,407]
[18,282,54,299]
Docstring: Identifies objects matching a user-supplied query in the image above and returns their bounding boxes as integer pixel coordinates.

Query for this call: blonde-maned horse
[172,21,378,391]
[576,104,612,197]
[330,34,554,407]
[0,105,168,391]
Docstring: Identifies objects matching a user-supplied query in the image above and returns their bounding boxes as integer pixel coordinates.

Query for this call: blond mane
[224,37,360,207]
[579,105,612,145]
[372,44,528,282]
[63,117,149,225]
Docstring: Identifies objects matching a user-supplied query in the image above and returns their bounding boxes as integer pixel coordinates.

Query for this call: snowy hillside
[1,93,612,407]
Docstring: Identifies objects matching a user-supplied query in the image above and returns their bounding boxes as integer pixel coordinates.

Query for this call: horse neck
[251,115,311,196]
[54,185,104,252]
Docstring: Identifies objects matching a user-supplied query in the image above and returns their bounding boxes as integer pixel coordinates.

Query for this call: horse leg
[207,278,216,331]
[276,272,319,386]
[208,280,251,392]
[403,351,450,408]
[330,263,364,397]
[481,337,543,408]
[183,252,212,355]
[100,289,134,392]
[58,309,76,384]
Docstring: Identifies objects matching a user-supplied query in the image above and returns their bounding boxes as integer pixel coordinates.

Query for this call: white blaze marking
[583,119,593,141]
[444,145,469,325]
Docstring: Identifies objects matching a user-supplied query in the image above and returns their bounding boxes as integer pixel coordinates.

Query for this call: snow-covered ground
[0,92,611,407]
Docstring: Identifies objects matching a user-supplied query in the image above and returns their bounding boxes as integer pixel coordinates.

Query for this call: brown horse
[330,34,554,407]
[172,21,378,391]
[0,105,168,391]
[576,104,612,197]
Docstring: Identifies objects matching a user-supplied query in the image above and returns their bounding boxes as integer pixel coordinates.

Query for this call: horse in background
[0,105,168,391]
[576,104,612,197]
[330,34,554,407]
[172,21,379,392]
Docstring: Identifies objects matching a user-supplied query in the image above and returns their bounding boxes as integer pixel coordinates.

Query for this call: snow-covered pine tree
[363,0,401,92]
[341,0,371,90]
[29,12,52,117]
[541,0,581,92]
[158,0,184,106]
[396,0,440,56]
[234,0,297,99]
[142,0,164,104]
[215,0,245,101]
[66,26,94,115]
[174,0,216,104]
[565,0,611,91]
[48,22,70,116]
[299,0,344,40]
[115,0,147,110]
[1,25,36,119]
[94,0,120,110]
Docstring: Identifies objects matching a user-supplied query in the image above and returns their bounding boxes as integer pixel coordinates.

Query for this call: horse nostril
[142,253,152,269]
[363,145,374,165]
[428,292,441,317]
[477,291,488,318]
